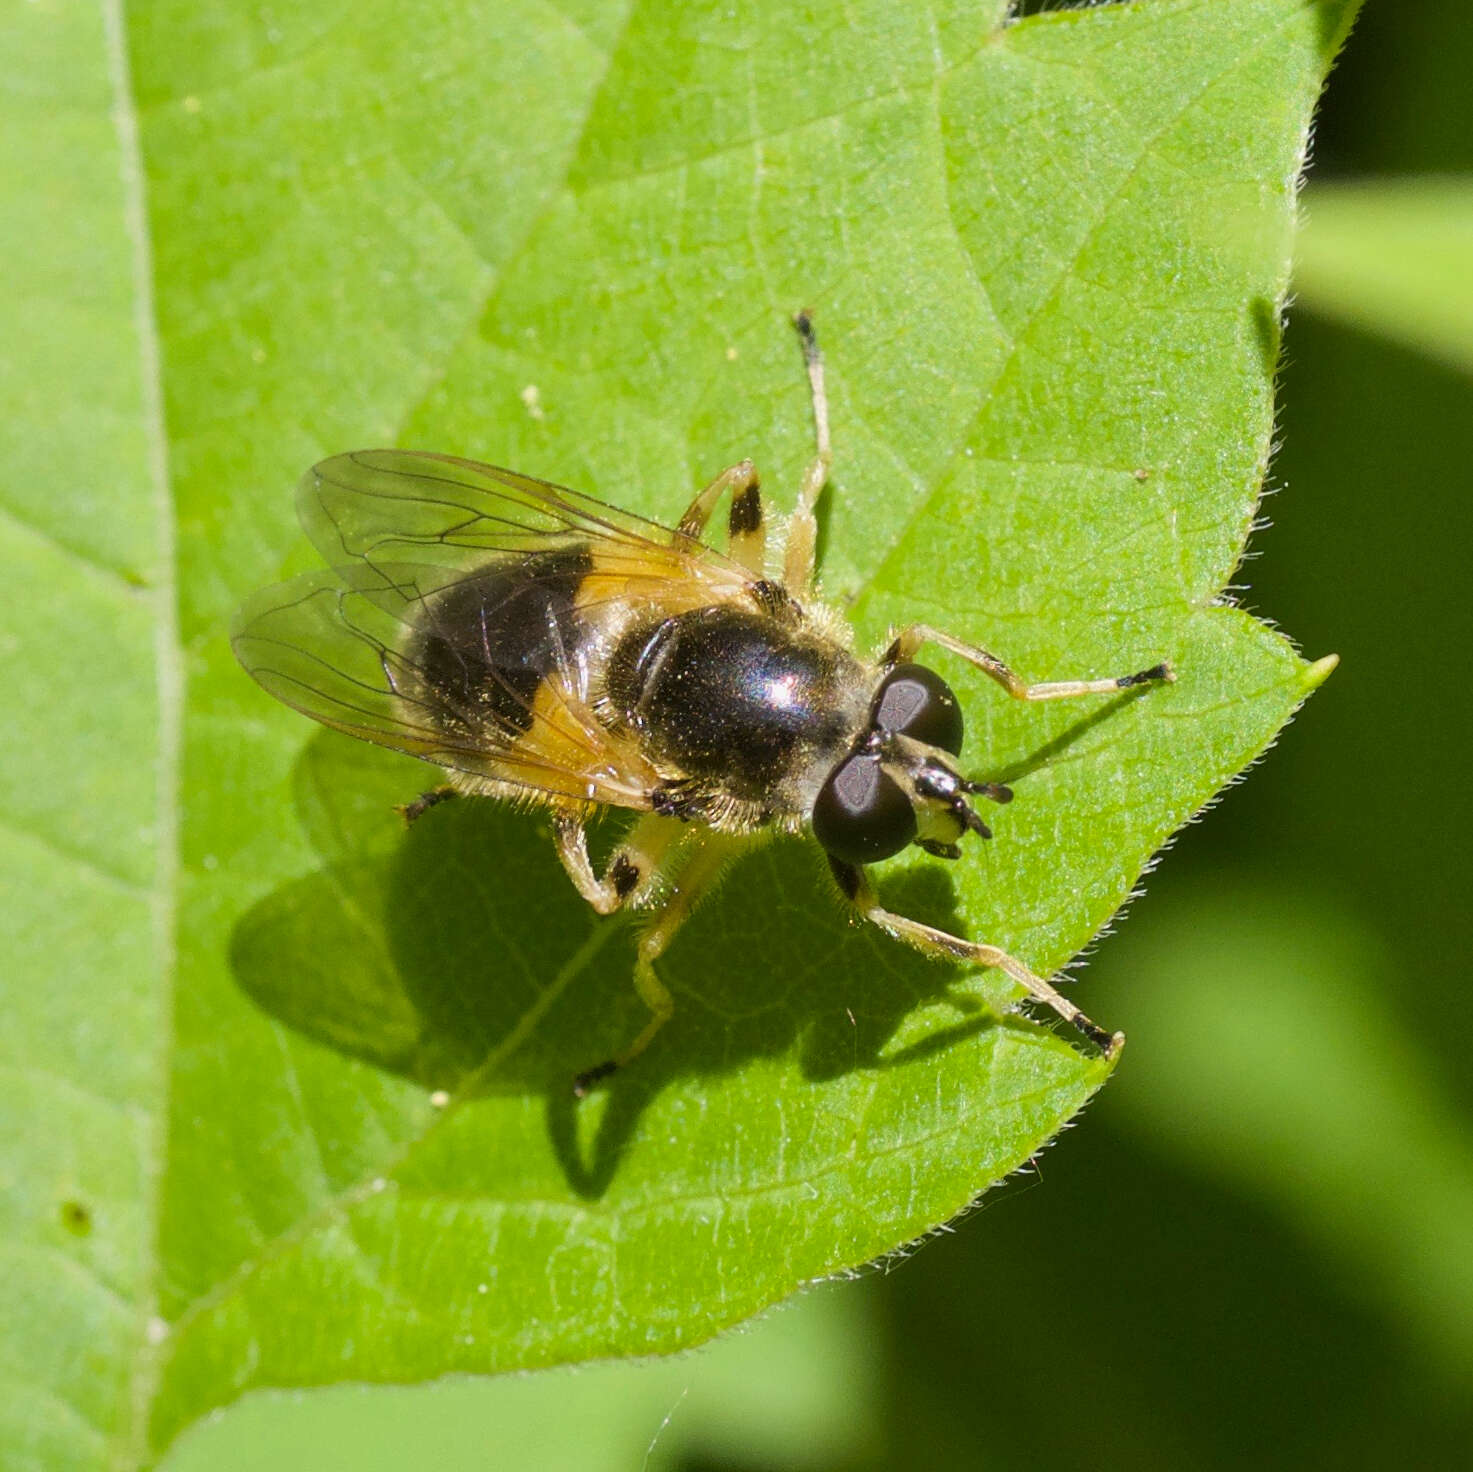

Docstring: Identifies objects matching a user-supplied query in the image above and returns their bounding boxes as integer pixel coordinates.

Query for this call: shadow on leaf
[232,732,1028,1198]
[989,685,1154,786]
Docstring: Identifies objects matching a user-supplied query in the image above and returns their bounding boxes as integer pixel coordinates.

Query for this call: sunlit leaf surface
[0,0,1354,1464]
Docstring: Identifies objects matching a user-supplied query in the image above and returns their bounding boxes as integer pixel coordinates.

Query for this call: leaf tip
[1303,653,1340,691]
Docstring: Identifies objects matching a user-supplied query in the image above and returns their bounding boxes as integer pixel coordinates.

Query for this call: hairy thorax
[604,604,869,825]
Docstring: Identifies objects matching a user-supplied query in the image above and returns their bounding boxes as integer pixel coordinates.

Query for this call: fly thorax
[605,605,868,805]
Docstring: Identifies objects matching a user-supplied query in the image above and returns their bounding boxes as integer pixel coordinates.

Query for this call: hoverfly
[233,316,1172,1094]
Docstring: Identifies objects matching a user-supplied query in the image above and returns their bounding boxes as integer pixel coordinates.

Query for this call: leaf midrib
[102,0,179,1464]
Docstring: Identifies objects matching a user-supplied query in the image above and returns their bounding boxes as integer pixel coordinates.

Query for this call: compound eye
[812,754,917,865]
[873,664,964,755]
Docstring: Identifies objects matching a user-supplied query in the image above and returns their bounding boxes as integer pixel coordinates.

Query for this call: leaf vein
[0,1374,109,1450]
[391,0,640,440]
[0,499,145,593]
[161,921,617,1347]
[0,814,150,896]
[855,9,1300,605]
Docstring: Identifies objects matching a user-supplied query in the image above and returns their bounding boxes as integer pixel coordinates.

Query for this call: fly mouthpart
[956,799,992,840]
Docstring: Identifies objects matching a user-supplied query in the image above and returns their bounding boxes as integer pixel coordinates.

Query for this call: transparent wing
[234,449,766,807]
[231,557,661,809]
[298,448,755,597]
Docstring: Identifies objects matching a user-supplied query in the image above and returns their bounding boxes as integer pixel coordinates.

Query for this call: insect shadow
[231,732,1045,1198]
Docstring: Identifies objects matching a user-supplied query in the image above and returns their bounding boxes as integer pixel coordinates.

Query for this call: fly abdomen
[409,546,591,739]
[607,605,865,801]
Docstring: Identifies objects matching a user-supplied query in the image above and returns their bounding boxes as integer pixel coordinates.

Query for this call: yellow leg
[572,833,743,1095]
[827,856,1123,1056]
[675,459,766,575]
[783,312,833,595]
[883,622,1173,702]
[553,810,683,914]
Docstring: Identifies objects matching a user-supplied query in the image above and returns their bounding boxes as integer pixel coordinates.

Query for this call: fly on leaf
[233,315,1173,1093]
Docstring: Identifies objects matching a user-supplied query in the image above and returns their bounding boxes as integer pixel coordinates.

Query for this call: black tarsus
[1116,661,1174,689]
[572,1059,618,1098]
[397,786,458,825]
[1071,1012,1120,1055]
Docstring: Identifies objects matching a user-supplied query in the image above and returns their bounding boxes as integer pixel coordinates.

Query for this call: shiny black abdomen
[411,547,590,738]
[607,605,861,800]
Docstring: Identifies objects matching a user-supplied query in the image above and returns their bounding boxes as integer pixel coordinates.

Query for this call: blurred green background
[164,3,1473,1468]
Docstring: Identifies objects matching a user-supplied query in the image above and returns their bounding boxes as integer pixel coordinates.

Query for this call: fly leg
[826,856,1124,1057]
[783,311,833,595]
[397,785,458,824]
[553,810,684,915]
[554,813,740,1094]
[881,624,1174,701]
[675,459,766,575]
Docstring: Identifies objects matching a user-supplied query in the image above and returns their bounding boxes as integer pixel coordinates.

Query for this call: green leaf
[1,0,1354,1465]
[163,1280,880,1472]
[1295,177,1473,372]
